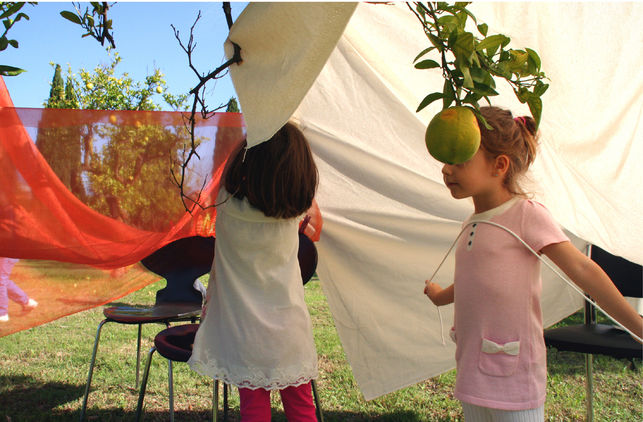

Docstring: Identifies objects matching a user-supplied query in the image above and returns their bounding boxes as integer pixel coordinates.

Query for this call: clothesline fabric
[0,76,246,337]
[225,2,642,399]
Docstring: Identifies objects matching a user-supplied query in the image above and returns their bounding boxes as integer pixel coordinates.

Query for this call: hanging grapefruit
[425,106,480,164]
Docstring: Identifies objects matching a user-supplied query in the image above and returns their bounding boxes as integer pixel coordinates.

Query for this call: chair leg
[135,346,157,422]
[223,383,229,421]
[168,359,175,422]
[211,381,230,422]
[585,354,594,422]
[311,379,324,422]
[79,318,110,422]
[136,324,142,388]
[212,380,219,422]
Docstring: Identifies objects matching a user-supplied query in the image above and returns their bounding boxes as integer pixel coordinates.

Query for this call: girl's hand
[424,280,455,306]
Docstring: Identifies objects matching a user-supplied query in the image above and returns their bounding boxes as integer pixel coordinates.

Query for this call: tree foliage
[410,2,548,127]
[59,2,115,48]
[37,65,86,202]
[0,2,36,76]
[35,56,195,231]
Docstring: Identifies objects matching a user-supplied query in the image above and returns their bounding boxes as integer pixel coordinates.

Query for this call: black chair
[136,230,324,422]
[544,244,642,421]
[80,236,215,421]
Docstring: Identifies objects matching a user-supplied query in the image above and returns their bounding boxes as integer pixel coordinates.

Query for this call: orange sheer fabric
[0,76,323,338]
[0,77,245,337]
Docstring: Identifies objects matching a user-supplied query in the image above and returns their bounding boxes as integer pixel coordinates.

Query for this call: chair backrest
[142,230,317,304]
[298,232,318,285]
[591,245,643,299]
[140,236,215,305]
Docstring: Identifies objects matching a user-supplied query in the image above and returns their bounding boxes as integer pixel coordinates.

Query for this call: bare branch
[171,2,242,212]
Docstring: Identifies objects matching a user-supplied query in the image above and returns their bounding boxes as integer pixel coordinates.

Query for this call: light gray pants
[462,402,544,422]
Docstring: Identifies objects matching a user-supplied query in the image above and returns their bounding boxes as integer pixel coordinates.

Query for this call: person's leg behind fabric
[239,387,272,422]
[462,402,544,422]
[279,381,317,421]
[0,281,8,318]
[6,279,29,306]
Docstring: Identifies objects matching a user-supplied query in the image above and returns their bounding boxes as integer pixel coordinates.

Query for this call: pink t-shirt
[452,198,568,410]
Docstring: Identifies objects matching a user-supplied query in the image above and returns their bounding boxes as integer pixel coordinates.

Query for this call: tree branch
[171,2,242,213]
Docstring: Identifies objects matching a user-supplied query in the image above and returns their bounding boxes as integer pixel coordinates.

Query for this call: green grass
[0,277,641,421]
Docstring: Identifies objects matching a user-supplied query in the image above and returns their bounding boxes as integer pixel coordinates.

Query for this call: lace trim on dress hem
[188,358,318,391]
[216,375,317,391]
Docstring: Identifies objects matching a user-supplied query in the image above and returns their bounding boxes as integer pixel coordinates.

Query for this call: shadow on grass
[109,408,433,422]
[0,374,84,420]
[0,378,437,422]
[546,348,640,375]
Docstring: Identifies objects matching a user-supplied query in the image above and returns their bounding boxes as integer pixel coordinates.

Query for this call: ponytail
[478,106,540,196]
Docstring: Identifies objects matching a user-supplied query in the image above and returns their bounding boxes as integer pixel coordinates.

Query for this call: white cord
[429,219,643,343]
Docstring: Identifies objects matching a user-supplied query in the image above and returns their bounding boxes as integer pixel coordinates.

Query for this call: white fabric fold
[224,2,357,147]
[226,1,642,401]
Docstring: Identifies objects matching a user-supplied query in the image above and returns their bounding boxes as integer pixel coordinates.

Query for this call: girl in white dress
[189,122,319,421]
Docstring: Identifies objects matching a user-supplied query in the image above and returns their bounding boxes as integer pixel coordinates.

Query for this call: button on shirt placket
[466,223,477,250]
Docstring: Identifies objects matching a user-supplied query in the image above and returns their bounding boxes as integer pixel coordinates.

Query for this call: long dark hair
[224,122,318,219]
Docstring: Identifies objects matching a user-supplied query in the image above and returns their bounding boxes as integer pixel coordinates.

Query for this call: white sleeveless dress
[188,190,318,390]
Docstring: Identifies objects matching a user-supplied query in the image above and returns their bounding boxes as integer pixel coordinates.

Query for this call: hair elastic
[514,116,527,126]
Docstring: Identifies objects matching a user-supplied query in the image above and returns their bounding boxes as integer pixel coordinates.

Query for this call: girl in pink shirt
[424,106,643,421]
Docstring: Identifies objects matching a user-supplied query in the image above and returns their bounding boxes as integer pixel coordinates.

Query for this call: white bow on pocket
[481,338,520,356]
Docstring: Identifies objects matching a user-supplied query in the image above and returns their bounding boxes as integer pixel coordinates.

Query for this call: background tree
[35,55,193,231]
[36,64,86,201]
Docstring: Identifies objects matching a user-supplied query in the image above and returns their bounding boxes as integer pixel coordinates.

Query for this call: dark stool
[136,323,229,422]
[544,245,643,421]
[80,236,215,421]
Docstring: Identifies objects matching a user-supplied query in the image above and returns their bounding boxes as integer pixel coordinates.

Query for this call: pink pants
[238,381,317,422]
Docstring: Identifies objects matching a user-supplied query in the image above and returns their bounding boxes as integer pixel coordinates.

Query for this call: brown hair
[224,122,318,219]
[478,106,539,196]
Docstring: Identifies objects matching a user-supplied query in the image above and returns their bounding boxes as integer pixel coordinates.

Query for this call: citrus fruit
[425,106,480,164]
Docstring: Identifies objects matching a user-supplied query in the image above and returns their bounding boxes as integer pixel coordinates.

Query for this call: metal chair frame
[79,308,200,421]
[544,244,642,422]
[135,324,324,422]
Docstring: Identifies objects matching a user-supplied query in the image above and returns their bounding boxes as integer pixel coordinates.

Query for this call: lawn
[0,277,641,421]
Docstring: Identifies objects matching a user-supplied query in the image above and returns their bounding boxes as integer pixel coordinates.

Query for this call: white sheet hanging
[229,2,643,400]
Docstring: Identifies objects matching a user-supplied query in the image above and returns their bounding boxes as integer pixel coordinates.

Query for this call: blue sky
[3,2,247,110]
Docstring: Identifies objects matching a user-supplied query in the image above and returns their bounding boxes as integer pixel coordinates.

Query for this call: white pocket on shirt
[478,337,520,377]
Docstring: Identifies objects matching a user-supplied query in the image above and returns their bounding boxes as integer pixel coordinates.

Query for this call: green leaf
[472,108,492,130]
[413,46,436,63]
[60,11,82,25]
[415,59,440,70]
[527,96,542,128]
[472,81,499,97]
[14,12,29,23]
[525,48,541,69]
[534,80,549,97]
[455,7,477,26]
[0,3,24,20]
[442,79,456,109]
[477,23,488,36]
[0,37,7,51]
[8,39,17,48]
[417,92,444,112]
[453,31,474,61]
[427,33,444,52]
[470,67,495,86]
[476,34,509,53]
[0,65,26,76]
[460,66,474,89]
